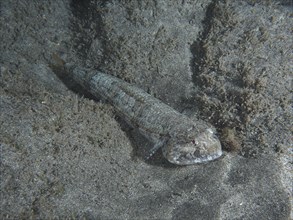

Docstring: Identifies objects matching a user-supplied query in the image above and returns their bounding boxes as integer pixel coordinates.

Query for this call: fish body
[68,66,222,165]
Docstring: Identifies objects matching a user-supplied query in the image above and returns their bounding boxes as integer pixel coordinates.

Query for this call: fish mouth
[162,128,223,165]
[166,149,223,165]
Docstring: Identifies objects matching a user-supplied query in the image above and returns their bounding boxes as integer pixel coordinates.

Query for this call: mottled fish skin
[67,65,222,165]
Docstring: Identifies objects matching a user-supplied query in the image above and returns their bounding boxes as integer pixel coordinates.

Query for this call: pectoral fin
[146,138,167,160]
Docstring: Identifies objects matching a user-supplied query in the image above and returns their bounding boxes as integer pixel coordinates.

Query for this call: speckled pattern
[68,66,222,165]
[0,0,291,219]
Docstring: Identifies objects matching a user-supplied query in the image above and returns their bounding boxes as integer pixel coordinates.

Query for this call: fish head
[162,128,222,165]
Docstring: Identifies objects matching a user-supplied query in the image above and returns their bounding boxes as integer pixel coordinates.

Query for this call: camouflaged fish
[66,65,222,165]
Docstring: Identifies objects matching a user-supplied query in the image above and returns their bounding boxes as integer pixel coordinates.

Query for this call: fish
[66,65,222,165]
